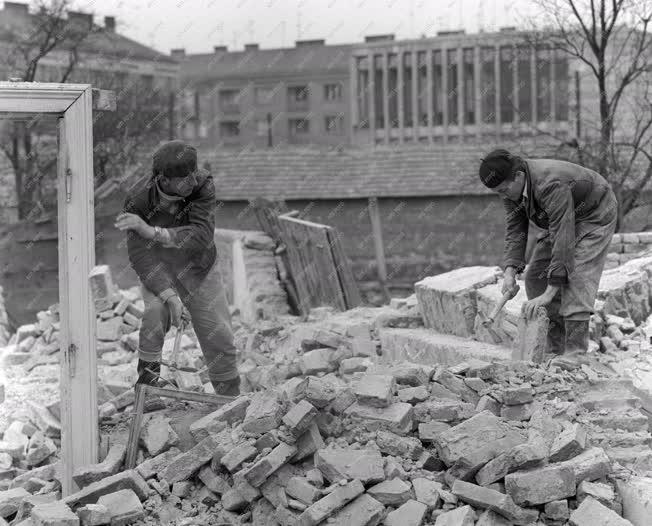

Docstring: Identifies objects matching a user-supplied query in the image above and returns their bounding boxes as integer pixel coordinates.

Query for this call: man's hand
[522,294,553,320]
[115,213,154,239]
[166,294,184,327]
[502,267,518,297]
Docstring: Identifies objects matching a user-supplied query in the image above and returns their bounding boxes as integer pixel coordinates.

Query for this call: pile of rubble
[1,259,652,524]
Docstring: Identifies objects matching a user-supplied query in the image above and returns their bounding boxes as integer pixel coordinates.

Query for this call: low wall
[606,232,652,269]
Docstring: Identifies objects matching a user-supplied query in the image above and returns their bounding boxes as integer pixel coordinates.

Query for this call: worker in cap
[479,149,618,361]
[115,140,240,396]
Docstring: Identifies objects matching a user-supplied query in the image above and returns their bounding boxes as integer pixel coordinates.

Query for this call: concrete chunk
[76,503,111,526]
[221,442,258,473]
[315,448,384,484]
[475,509,511,526]
[31,501,79,525]
[161,435,220,483]
[544,500,570,521]
[475,441,547,486]
[97,489,145,526]
[63,470,149,510]
[282,400,318,437]
[344,402,413,435]
[297,479,364,526]
[244,442,298,487]
[72,444,126,489]
[140,414,179,456]
[413,400,476,423]
[354,374,395,408]
[569,496,632,526]
[197,466,230,495]
[293,423,325,462]
[367,478,412,507]
[502,385,534,406]
[135,447,180,480]
[242,394,284,435]
[505,465,576,506]
[418,421,451,442]
[376,430,423,460]
[616,476,652,526]
[0,487,30,518]
[286,477,321,505]
[549,423,587,462]
[385,499,427,526]
[189,397,251,441]
[558,447,612,483]
[434,505,476,526]
[328,494,384,526]
[300,348,336,375]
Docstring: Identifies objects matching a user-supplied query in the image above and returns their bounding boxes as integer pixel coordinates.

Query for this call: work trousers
[524,190,617,351]
[137,264,239,383]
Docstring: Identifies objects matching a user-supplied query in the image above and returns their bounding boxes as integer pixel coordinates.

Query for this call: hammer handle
[487,284,521,321]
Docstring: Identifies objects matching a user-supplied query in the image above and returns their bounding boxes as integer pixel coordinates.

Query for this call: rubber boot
[211,376,240,397]
[547,317,565,355]
[550,319,590,370]
[136,359,161,386]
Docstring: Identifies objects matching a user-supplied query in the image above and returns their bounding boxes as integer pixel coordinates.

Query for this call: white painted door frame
[0,82,98,496]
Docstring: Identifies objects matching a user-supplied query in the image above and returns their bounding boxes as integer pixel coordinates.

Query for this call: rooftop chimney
[244,43,259,51]
[68,10,93,30]
[171,48,186,60]
[104,16,115,32]
[364,34,395,43]
[295,39,325,47]
[214,45,227,52]
[437,29,465,36]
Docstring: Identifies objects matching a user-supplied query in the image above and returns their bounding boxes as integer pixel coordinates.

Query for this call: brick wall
[606,232,652,269]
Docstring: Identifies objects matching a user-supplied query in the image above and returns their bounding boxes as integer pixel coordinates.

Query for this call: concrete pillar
[426,48,434,143]
[368,52,376,144]
[457,46,464,136]
[442,47,448,142]
[494,44,501,134]
[397,50,404,144]
[530,46,537,129]
[382,52,390,144]
[474,44,482,139]
[350,55,358,139]
[411,49,419,141]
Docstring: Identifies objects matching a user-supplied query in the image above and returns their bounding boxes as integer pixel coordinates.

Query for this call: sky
[79,0,526,55]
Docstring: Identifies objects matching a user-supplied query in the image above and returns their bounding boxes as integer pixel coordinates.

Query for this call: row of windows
[219,115,345,137]
[355,46,569,129]
[218,83,343,111]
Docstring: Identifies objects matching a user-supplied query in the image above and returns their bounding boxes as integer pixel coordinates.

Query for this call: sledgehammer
[482,284,521,327]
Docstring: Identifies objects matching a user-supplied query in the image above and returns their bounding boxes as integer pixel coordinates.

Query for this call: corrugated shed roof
[203,143,560,201]
[182,44,351,82]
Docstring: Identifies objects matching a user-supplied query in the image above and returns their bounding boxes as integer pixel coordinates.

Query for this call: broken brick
[569,496,631,526]
[97,489,145,526]
[376,430,423,460]
[244,442,297,488]
[297,479,364,526]
[367,478,412,507]
[385,499,427,526]
[434,504,476,525]
[315,448,384,485]
[327,493,384,526]
[282,400,318,437]
[505,464,576,506]
[354,374,395,408]
[549,423,587,462]
[344,401,413,435]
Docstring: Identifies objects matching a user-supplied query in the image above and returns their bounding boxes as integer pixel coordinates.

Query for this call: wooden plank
[367,197,389,303]
[326,226,362,309]
[0,82,87,113]
[125,384,147,470]
[57,86,98,496]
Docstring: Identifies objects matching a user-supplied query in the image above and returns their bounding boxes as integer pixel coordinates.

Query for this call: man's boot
[547,317,565,355]
[211,376,240,397]
[550,319,590,369]
[136,359,161,386]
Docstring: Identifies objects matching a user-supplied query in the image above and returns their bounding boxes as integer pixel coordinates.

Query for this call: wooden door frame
[0,82,107,496]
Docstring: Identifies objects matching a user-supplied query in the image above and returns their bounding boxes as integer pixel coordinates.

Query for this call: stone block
[244,442,297,488]
[384,499,427,526]
[354,374,395,408]
[326,388,356,414]
[512,309,549,362]
[379,328,510,369]
[344,402,413,435]
[292,423,325,462]
[418,422,451,442]
[569,496,631,526]
[500,402,534,421]
[397,386,429,404]
[295,377,338,408]
[370,362,432,386]
[434,505,475,526]
[433,370,480,404]
[242,393,284,435]
[413,400,476,423]
[97,489,144,526]
[76,503,111,526]
[598,257,652,324]
[96,318,123,342]
[221,442,258,473]
[161,435,220,484]
[89,266,114,305]
[299,348,336,375]
[286,477,321,505]
[297,479,364,526]
[27,402,61,438]
[558,447,612,483]
[222,479,260,511]
[72,444,126,488]
[415,266,502,336]
[197,466,230,495]
[476,395,501,416]
[505,465,576,506]
[544,499,569,520]
[502,385,534,406]
[412,478,442,509]
[139,414,178,457]
[367,478,411,507]
[315,448,384,484]
[188,396,250,441]
[31,501,79,525]
[549,423,587,462]
[135,447,180,480]
[434,411,526,471]
[452,479,539,524]
[339,357,372,375]
[616,476,652,526]
[475,441,547,486]
[0,487,30,518]
[376,430,423,460]
[328,494,384,526]
[282,400,317,437]
[63,470,149,510]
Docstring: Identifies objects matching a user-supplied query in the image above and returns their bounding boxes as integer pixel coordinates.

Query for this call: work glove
[165,294,184,327]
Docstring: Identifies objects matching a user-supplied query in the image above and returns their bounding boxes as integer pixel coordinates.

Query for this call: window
[418,51,428,125]
[324,83,342,101]
[517,46,532,122]
[255,86,273,104]
[356,56,369,128]
[219,89,240,112]
[432,50,443,125]
[289,117,310,135]
[219,121,240,137]
[463,48,475,124]
[500,46,514,124]
[480,47,496,124]
[374,55,384,128]
[288,85,309,104]
[536,46,551,121]
[553,50,569,121]
[403,52,413,127]
[388,53,398,128]
[446,49,458,125]
[325,114,344,134]
[256,119,269,136]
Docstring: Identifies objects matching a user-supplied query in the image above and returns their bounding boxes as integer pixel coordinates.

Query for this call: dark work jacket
[123,169,217,297]
[503,159,614,286]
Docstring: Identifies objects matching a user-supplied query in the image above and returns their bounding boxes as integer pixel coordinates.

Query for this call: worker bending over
[115,140,239,395]
[478,149,617,357]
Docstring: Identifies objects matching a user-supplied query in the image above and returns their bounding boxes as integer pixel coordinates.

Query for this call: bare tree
[526,0,652,229]
[0,0,101,219]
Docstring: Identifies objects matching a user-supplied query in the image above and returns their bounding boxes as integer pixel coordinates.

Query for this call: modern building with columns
[349,28,572,146]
